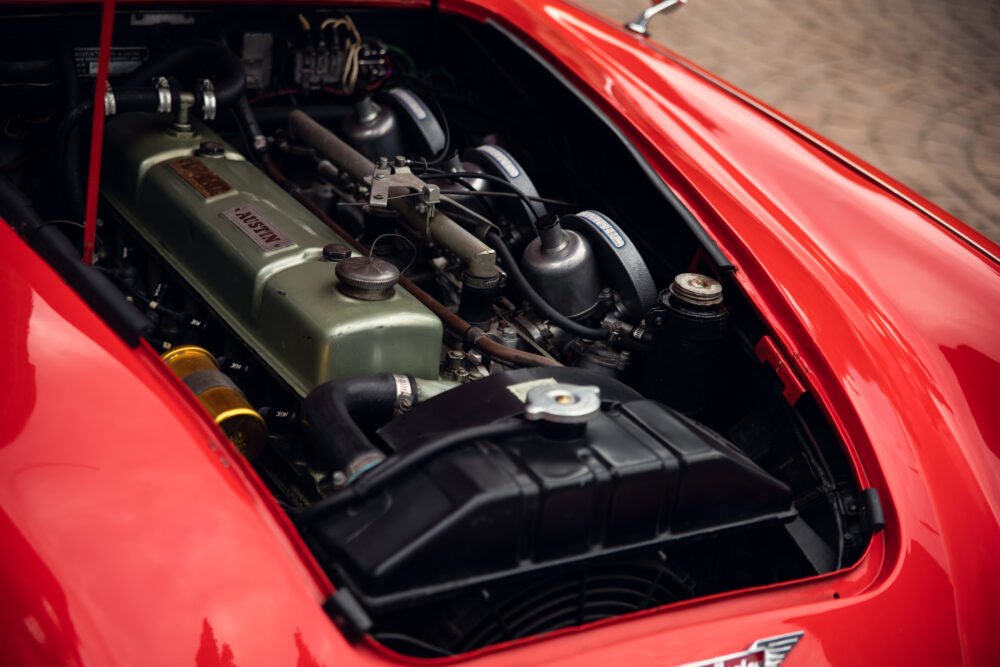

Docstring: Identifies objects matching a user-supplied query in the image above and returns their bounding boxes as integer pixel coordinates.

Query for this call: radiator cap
[525,383,601,424]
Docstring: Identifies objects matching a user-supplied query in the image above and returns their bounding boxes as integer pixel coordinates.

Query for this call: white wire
[320,16,363,94]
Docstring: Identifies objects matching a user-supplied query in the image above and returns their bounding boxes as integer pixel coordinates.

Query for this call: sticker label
[168,157,235,199]
[478,145,521,179]
[577,210,626,249]
[390,88,428,121]
[506,377,557,402]
[74,46,148,77]
[221,205,295,252]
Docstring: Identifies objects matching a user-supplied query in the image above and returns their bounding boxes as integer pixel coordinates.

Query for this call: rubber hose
[485,230,609,340]
[0,58,55,82]
[121,39,245,108]
[56,101,91,217]
[56,88,163,216]
[302,374,404,481]
[234,95,266,157]
[296,419,534,523]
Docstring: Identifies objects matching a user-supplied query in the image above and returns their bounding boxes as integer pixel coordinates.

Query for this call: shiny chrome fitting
[626,0,688,36]
[198,79,217,121]
[103,81,117,117]
[154,76,172,113]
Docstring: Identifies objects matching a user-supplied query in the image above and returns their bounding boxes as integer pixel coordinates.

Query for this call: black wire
[447,210,612,341]
[41,219,105,257]
[439,205,502,235]
[296,419,534,523]
[229,106,261,167]
[485,230,609,341]
[417,168,549,221]
[439,189,574,208]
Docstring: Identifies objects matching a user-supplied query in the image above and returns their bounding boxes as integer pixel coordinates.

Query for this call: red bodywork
[2,1,999,665]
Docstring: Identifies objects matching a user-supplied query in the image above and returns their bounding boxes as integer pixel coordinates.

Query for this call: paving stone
[580,0,1000,243]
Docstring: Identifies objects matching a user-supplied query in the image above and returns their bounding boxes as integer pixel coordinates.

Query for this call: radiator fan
[375,554,695,657]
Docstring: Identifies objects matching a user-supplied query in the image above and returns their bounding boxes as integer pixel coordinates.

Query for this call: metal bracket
[368,161,440,232]
[416,183,440,234]
[754,335,806,405]
[626,0,688,36]
[356,157,496,277]
[369,158,393,208]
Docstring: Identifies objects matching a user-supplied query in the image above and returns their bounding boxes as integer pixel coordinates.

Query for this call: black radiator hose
[121,39,246,109]
[57,40,250,216]
[57,89,163,216]
[233,95,266,160]
[0,57,56,82]
[302,374,410,486]
[0,174,151,346]
[485,230,609,341]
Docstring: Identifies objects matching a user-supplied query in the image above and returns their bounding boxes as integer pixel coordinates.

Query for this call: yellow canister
[161,345,267,459]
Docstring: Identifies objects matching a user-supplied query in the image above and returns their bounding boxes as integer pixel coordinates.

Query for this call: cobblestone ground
[579,0,1000,243]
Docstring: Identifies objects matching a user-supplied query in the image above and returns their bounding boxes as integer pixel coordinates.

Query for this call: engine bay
[0,5,879,657]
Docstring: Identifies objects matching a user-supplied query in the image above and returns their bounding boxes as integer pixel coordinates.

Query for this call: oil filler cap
[336,255,400,301]
[669,272,723,306]
[524,383,601,424]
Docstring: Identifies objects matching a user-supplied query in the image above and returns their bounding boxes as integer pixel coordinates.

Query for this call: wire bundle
[320,16,363,94]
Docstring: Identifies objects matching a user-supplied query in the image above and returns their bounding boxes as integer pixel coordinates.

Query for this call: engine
[0,6,874,657]
[101,113,443,399]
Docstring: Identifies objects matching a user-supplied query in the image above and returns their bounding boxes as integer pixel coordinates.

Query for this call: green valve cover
[101,114,442,395]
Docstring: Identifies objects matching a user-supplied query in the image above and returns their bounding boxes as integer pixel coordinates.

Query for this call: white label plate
[220,204,295,252]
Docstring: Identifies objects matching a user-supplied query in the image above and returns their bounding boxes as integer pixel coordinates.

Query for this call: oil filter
[161,345,267,459]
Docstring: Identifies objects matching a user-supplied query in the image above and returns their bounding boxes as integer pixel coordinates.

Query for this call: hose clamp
[198,78,217,121]
[103,80,117,117]
[154,76,172,113]
[392,374,416,416]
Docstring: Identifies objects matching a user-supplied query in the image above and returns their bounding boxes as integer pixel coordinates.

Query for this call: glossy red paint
[2,1,998,665]
[0,223,363,665]
[80,0,115,264]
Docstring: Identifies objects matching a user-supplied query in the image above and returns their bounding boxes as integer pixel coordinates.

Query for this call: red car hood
[2,0,998,665]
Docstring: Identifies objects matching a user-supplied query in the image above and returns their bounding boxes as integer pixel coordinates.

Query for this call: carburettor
[100,113,442,396]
